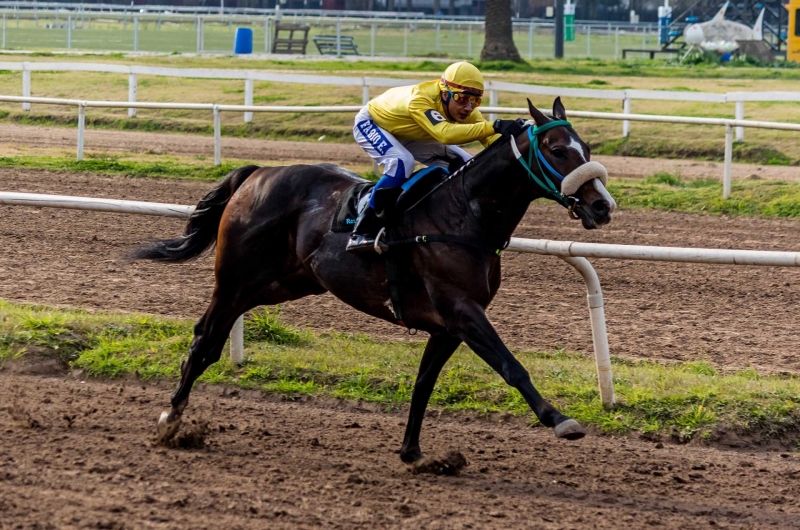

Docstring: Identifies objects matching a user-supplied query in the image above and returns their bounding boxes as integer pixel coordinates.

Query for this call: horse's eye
[551,148,567,159]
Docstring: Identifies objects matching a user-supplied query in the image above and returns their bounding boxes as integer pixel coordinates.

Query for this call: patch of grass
[243,307,309,346]
[608,173,800,218]
[593,137,797,166]
[1,299,800,446]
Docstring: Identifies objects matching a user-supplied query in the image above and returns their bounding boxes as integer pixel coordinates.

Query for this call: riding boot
[346,206,384,253]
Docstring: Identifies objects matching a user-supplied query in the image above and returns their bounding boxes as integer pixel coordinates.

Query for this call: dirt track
[3,372,800,529]
[0,167,798,372]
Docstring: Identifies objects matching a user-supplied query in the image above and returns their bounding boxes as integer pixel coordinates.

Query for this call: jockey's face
[442,90,476,123]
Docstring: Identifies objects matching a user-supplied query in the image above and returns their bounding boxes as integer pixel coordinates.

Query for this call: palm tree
[481,0,522,62]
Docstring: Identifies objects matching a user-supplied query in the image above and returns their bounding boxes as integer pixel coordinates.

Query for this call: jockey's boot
[346,206,383,253]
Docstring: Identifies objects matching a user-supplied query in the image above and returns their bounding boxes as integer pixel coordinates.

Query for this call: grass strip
[1,300,798,447]
[608,172,800,218]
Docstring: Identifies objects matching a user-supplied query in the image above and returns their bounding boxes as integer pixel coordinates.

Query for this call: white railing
[1,190,799,407]
[1,94,798,199]
[3,61,799,141]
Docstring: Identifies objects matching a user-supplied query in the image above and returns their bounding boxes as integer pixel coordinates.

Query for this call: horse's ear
[527,98,548,126]
[553,97,567,121]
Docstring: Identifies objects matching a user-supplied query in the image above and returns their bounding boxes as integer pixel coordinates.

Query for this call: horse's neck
[461,146,539,244]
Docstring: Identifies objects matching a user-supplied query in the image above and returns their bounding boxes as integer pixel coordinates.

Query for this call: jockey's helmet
[439,61,484,96]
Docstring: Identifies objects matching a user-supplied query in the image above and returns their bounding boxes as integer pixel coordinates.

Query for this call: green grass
[1,299,799,446]
[594,138,796,166]
[608,172,800,218]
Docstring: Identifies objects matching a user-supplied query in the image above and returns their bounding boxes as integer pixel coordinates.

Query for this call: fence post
[77,103,86,161]
[229,315,244,364]
[133,15,139,52]
[614,27,619,59]
[361,79,370,105]
[264,17,271,53]
[213,105,221,166]
[403,23,408,56]
[586,25,591,56]
[735,100,744,142]
[196,17,204,53]
[641,27,646,48]
[436,22,440,53]
[22,63,30,111]
[370,22,376,57]
[244,78,253,123]
[67,14,72,49]
[528,21,534,60]
[622,95,630,137]
[128,72,137,118]
[560,256,615,407]
[2,14,5,49]
[723,124,733,199]
[468,23,472,57]
[488,86,498,123]
[336,18,341,58]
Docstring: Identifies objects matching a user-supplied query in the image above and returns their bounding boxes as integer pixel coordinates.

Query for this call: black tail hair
[130,165,261,263]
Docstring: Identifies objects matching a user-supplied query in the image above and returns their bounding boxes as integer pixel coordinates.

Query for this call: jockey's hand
[493,119,526,137]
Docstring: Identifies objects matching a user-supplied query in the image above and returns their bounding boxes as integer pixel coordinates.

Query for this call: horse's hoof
[156,410,180,444]
[400,447,424,464]
[554,418,585,440]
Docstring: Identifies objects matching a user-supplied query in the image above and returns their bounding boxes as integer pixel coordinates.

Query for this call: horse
[133,98,616,463]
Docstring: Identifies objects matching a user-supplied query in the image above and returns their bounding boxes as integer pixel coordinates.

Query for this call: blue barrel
[234,28,253,54]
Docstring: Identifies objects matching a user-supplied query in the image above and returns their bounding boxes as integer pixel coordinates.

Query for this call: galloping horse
[134,99,616,462]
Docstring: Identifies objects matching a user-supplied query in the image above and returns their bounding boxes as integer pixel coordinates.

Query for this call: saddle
[330,166,450,233]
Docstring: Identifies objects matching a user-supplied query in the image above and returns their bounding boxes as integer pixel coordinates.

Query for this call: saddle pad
[331,181,374,232]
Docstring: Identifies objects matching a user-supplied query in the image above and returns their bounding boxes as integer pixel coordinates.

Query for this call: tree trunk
[481,0,522,62]
[433,0,441,15]
[448,0,454,16]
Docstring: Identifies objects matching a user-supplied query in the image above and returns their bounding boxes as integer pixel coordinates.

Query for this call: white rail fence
[1,191,799,407]
[1,93,798,199]
[3,61,800,141]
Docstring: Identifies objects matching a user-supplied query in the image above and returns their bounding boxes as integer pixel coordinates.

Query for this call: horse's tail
[131,165,261,263]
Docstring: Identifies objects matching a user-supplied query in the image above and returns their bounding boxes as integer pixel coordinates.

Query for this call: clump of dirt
[159,420,210,450]
[411,450,469,476]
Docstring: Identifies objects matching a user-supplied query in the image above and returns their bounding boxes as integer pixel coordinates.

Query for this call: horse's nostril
[591,200,609,216]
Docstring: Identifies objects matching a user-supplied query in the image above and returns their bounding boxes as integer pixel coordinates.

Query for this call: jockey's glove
[493,119,526,137]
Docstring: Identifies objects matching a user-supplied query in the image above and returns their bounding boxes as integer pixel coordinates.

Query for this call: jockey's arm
[408,94,497,146]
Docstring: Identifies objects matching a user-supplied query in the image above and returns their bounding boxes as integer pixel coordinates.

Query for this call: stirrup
[373,227,388,255]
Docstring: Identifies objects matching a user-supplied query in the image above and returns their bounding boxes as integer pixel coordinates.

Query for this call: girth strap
[387,234,507,255]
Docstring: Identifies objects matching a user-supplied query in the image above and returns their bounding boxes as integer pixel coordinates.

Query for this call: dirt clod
[411,450,469,476]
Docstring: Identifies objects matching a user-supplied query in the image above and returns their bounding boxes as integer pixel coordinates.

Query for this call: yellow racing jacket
[367,80,500,147]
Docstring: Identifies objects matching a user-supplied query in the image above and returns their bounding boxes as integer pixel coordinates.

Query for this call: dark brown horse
[134,99,616,462]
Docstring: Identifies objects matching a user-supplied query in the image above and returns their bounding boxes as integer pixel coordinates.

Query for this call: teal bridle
[510,119,575,209]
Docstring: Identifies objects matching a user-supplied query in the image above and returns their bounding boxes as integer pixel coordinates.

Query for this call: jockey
[347,61,526,253]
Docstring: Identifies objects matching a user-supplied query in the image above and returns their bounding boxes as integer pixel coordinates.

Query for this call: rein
[510,120,573,208]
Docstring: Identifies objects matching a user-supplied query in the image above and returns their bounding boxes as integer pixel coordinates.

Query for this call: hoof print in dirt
[156,420,209,450]
[411,450,469,476]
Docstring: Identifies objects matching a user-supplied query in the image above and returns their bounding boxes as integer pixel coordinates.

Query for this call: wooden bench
[622,48,681,60]
[313,35,360,56]
[272,23,310,55]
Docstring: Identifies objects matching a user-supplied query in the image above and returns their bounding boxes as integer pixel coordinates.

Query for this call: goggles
[446,88,482,108]
[442,78,483,108]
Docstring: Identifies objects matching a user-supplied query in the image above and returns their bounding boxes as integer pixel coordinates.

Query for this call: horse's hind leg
[156,273,322,443]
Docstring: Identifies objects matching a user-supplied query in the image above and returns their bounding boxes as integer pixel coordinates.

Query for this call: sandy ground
[1,123,799,182]
[0,167,798,373]
[2,372,800,529]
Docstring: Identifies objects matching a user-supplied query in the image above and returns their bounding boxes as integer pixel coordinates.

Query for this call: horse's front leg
[400,332,462,463]
[436,296,585,439]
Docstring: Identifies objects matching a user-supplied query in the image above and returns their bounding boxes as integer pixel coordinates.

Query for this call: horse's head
[515,98,616,229]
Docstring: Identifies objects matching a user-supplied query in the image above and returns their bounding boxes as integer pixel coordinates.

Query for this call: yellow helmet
[439,61,484,96]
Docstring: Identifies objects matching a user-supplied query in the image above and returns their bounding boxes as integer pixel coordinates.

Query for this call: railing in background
[1,94,798,199]
[0,10,658,60]
[2,61,795,142]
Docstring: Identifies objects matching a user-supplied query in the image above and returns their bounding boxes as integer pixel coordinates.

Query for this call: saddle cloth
[330,166,450,233]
